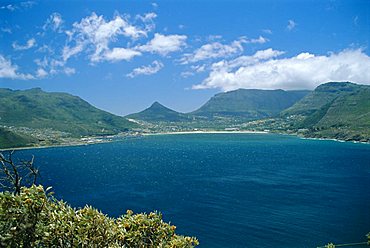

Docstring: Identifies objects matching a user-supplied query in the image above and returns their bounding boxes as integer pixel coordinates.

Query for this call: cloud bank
[193,49,370,91]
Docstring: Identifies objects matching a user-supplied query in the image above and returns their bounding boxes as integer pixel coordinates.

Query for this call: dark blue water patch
[11,133,370,248]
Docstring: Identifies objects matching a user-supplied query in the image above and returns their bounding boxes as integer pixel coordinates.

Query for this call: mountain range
[0,88,136,137]
[0,81,369,148]
[283,82,370,141]
[191,89,310,119]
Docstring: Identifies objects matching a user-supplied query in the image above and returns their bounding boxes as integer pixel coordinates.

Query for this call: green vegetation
[192,89,310,119]
[126,102,192,122]
[0,88,136,137]
[282,82,370,142]
[0,185,199,247]
[1,82,369,147]
[282,82,363,116]
[0,151,198,247]
[0,127,36,148]
[317,232,370,248]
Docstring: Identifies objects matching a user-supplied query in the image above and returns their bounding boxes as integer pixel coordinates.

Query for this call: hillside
[282,82,362,116]
[192,89,310,120]
[0,88,136,137]
[126,102,192,122]
[282,82,370,141]
[0,127,37,148]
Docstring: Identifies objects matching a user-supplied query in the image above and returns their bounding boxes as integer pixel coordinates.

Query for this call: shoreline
[1,130,368,151]
[0,139,115,152]
[142,130,269,136]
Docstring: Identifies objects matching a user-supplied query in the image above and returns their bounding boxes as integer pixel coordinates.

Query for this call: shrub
[0,185,199,248]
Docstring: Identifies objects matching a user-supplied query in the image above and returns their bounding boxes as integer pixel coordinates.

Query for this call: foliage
[0,185,199,248]
[0,127,36,149]
[324,243,335,248]
[0,88,137,137]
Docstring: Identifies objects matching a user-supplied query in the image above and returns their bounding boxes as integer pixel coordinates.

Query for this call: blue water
[13,134,370,247]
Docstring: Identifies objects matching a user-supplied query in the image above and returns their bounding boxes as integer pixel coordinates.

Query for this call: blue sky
[0,0,369,115]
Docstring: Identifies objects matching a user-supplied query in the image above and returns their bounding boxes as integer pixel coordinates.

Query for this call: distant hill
[126,102,192,122]
[0,88,136,137]
[282,82,361,116]
[0,127,37,149]
[192,89,310,119]
[282,82,370,141]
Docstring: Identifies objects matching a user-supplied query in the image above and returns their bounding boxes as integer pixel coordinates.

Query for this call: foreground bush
[0,185,199,247]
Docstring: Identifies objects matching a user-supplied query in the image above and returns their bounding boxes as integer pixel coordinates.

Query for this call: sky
[0,0,369,115]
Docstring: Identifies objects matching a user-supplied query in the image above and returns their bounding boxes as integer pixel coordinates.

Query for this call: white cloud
[127,60,163,78]
[262,29,272,34]
[0,4,16,11]
[103,47,141,62]
[136,12,157,22]
[208,48,284,70]
[287,20,296,31]
[193,49,370,91]
[20,1,36,9]
[62,43,84,62]
[34,56,74,77]
[65,12,148,63]
[0,1,36,11]
[12,38,36,51]
[138,33,187,55]
[1,27,12,33]
[248,36,268,44]
[0,55,34,80]
[180,39,245,64]
[43,12,64,32]
[63,67,75,76]
[252,48,285,60]
[181,64,207,78]
[36,68,48,78]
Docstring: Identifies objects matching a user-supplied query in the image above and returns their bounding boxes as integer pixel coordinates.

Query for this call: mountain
[282,82,370,141]
[0,88,136,137]
[192,89,310,119]
[282,82,362,116]
[126,102,192,122]
[0,127,37,148]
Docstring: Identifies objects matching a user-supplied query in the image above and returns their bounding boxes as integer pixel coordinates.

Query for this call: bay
[14,133,370,248]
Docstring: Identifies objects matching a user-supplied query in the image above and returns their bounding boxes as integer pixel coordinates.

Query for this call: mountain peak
[126,102,190,122]
[150,101,165,108]
[315,81,361,94]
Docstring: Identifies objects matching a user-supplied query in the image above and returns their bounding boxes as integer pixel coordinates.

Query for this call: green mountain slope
[282,82,361,116]
[126,102,192,122]
[0,88,136,136]
[0,127,37,148]
[282,82,370,141]
[192,89,310,119]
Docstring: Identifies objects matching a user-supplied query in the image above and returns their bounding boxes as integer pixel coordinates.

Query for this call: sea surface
[14,134,370,248]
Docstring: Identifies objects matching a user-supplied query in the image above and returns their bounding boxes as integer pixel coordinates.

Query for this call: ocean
[14,133,370,248]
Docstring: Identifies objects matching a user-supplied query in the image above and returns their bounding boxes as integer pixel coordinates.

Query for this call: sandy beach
[143,130,269,136]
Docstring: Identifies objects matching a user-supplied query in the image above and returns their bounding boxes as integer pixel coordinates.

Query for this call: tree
[0,150,39,195]
[0,152,199,247]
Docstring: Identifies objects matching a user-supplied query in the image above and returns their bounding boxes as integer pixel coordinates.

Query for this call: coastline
[1,130,368,151]
[0,130,269,151]
[142,130,269,136]
[0,138,118,152]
